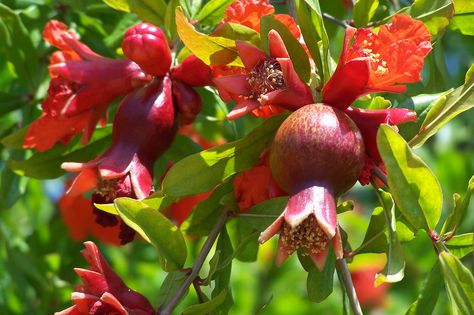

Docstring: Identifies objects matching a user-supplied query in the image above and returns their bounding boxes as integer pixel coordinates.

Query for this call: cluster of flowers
[24,0,432,313]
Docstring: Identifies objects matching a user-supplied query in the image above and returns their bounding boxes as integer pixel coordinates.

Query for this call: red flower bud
[172,80,202,125]
[171,54,213,87]
[122,23,172,76]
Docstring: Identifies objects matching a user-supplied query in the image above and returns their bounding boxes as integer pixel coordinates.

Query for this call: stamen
[246,58,284,99]
[280,215,329,257]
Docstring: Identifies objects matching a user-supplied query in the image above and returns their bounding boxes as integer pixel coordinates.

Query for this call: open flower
[321,14,430,183]
[56,241,154,315]
[213,30,313,119]
[24,20,150,152]
[322,14,432,109]
[61,77,177,243]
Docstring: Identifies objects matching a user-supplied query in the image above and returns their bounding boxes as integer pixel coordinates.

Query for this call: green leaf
[377,125,443,231]
[408,0,455,36]
[307,247,335,302]
[212,22,261,47]
[176,7,241,66]
[156,271,187,306]
[298,0,330,83]
[406,263,444,315]
[410,65,474,148]
[114,198,187,271]
[212,227,234,313]
[6,127,112,179]
[162,114,286,197]
[0,4,38,89]
[204,249,221,285]
[182,181,233,236]
[359,207,387,254]
[129,0,167,25]
[446,234,474,259]
[439,251,474,315]
[449,0,474,35]
[240,196,288,231]
[165,0,180,39]
[441,176,474,239]
[197,0,234,25]
[353,0,379,27]
[373,189,405,285]
[1,125,28,149]
[102,0,130,11]
[260,15,311,83]
[182,290,227,315]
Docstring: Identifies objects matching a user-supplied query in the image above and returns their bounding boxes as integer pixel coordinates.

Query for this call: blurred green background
[0,0,473,314]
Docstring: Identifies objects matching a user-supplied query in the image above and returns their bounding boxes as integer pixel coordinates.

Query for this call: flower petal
[268,30,289,58]
[236,41,267,70]
[227,99,261,120]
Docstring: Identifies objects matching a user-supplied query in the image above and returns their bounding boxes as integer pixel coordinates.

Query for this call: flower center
[280,215,329,256]
[247,58,284,99]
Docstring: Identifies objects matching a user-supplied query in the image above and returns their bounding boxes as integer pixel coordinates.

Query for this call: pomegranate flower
[61,77,177,243]
[213,30,313,119]
[24,20,150,152]
[56,241,154,315]
[322,14,432,109]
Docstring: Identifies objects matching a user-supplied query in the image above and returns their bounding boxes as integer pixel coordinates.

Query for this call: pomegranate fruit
[259,103,365,268]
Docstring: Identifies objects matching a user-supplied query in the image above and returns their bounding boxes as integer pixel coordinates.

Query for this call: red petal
[259,215,284,244]
[236,41,267,70]
[227,99,261,120]
[268,30,289,58]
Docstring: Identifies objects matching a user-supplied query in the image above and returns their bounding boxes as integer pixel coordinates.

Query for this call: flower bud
[122,23,172,76]
[171,54,213,87]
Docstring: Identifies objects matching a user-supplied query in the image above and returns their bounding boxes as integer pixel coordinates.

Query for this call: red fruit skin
[171,54,213,87]
[122,23,171,76]
[270,103,365,196]
[172,80,202,125]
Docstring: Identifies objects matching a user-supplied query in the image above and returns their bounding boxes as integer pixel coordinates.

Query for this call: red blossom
[322,14,432,109]
[24,20,151,152]
[171,54,213,87]
[213,31,312,119]
[55,242,154,315]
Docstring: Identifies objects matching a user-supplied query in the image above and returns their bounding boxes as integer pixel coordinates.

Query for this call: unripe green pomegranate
[260,103,365,269]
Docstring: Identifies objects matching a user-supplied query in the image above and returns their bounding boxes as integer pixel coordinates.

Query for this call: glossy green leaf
[439,251,474,315]
[176,7,241,66]
[353,0,379,27]
[102,0,130,11]
[212,227,234,313]
[6,127,112,179]
[259,15,311,83]
[410,65,474,148]
[240,196,288,231]
[377,125,443,231]
[307,247,335,302]
[197,0,234,25]
[449,0,474,36]
[165,0,179,39]
[297,0,330,83]
[408,0,455,36]
[441,176,474,239]
[114,198,187,271]
[212,22,261,47]
[446,234,474,259]
[0,4,38,89]
[182,181,233,236]
[406,263,444,315]
[162,114,286,197]
[129,0,167,25]
[182,290,227,315]
[374,189,405,285]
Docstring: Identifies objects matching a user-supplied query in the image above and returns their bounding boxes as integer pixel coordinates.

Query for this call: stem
[193,279,206,304]
[158,210,229,315]
[372,166,388,187]
[336,258,363,315]
[322,13,349,28]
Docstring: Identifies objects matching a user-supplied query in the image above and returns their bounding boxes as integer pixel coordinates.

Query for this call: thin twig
[193,279,207,304]
[158,210,229,315]
[322,12,349,28]
[336,258,363,315]
[372,166,388,187]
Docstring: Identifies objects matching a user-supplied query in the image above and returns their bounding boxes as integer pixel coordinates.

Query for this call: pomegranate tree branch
[322,13,349,28]
[159,209,229,315]
[336,258,363,315]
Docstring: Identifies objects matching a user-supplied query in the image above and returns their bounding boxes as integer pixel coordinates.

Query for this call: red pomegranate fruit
[259,103,365,269]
